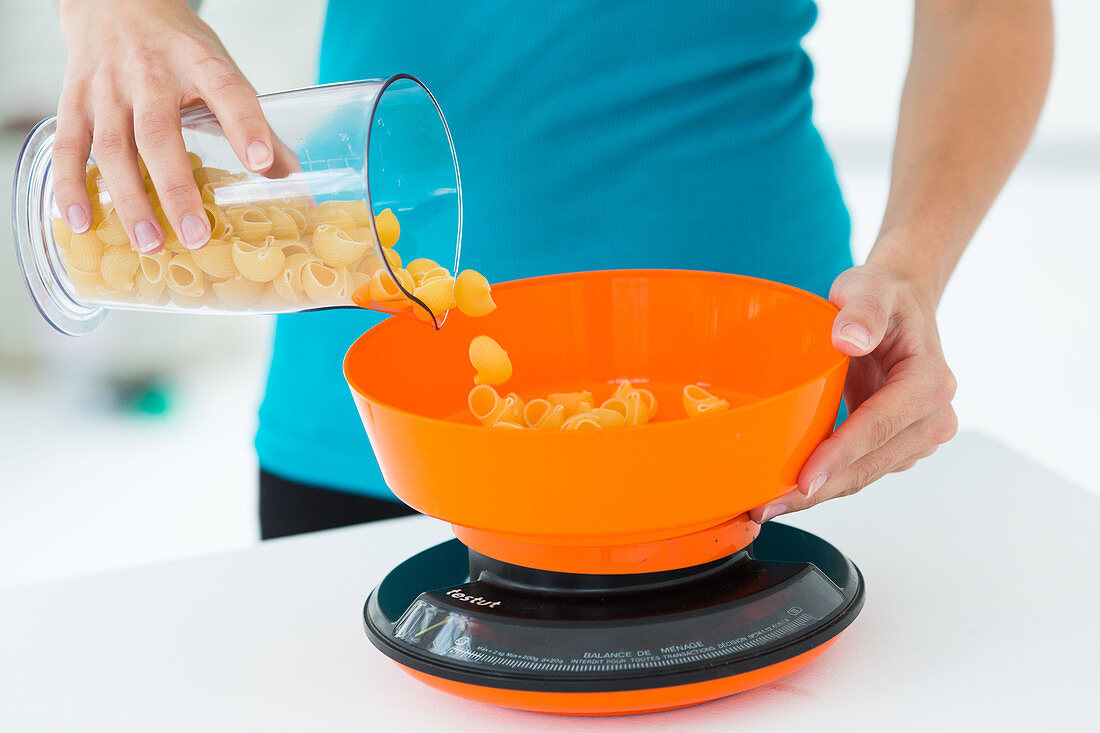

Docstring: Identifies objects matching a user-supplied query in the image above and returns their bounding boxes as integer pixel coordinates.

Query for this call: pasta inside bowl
[344,269,848,571]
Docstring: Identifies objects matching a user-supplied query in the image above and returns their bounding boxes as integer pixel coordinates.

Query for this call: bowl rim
[343,268,849,434]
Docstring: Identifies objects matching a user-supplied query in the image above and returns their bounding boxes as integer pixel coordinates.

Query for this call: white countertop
[1,430,1097,732]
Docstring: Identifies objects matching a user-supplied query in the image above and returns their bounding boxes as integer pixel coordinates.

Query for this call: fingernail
[181,213,210,249]
[246,140,272,170]
[67,205,90,233]
[839,323,871,351]
[805,473,828,497]
[134,221,161,253]
[759,503,789,523]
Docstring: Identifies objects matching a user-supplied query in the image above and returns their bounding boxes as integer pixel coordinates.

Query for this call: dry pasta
[548,392,593,417]
[561,413,603,431]
[135,269,166,303]
[138,251,172,284]
[165,253,206,298]
[454,269,496,317]
[374,208,400,248]
[52,152,500,322]
[203,203,233,240]
[469,335,512,386]
[225,206,273,241]
[64,232,104,272]
[683,385,730,418]
[309,204,358,235]
[232,237,286,282]
[212,274,263,308]
[413,276,457,314]
[312,224,371,267]
[100,246,140,291]
[268,206,305,239]
[95,211,129,247]
[301,260,347,304]
[191,239,238,279]
[405,258,440,282]
[273,252,318,303]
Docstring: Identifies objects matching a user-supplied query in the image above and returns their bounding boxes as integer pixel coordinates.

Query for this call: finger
[890,446,939,474]
[827,286,888,354]
[91,97,165,254]
[52,87,94,234]
[195,62,275,174]
[133,97,210,249]
[797,355,955,496]
[751,405,958,522]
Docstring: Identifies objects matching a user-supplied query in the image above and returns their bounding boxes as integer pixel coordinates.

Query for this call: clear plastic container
[11,76,462,335]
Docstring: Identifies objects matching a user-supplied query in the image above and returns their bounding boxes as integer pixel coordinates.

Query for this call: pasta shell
[368,268,415,303]
[64,231,105,272]
[203,203,233,239]
[193,166,233,189]
[225,206,273,241]
[51,217,73,252]
[382,246,402,270]
[134,269,167,303]
[232,237,286,282]
[272,252,319,303]
[467,386,519,426]
[100,246,140,291]
[347,271,372,299]
[309,204,358,235]
[268,206,306,239]
[522,398,552,427]
[65,265,107,296]
[591,407,627,428]
[165,252,206,298]
[683,385,729,418]
[95,210,129,247]
[191,239,238,279]
[300,260,348,304]
[469,335,512,386]
[418,267,451,285]
[187,151,203,170]
[312,224,370,267]
[258,284,293,310]
[278,241,310,259]
[635,388,659,417]
[468,384,502,423]
[405,258,441,283]
[532,404,566,431]
[138,250,172,284]
[374,208,400,248]
[454,269,496,317]
[490,421,526,430]
[561,412,603,431]
[413,277,457,315]
[212,274,263,308]
[505,392,526,420]
[337,199,374,228]
[547,391,594,417]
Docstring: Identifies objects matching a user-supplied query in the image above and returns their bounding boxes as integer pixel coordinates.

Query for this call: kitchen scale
[344,269,864,715]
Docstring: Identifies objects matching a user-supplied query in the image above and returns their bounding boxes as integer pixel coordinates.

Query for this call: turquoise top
[256,0,853,498]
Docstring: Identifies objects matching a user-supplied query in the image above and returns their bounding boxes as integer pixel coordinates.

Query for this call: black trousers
[259,469,419,540]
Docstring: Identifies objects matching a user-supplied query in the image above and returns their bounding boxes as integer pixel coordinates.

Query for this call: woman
[51,0,1051,538]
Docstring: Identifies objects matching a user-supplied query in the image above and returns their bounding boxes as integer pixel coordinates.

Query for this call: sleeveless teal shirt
[256,0,853,497]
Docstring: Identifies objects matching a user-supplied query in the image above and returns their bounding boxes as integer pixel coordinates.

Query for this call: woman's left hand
[750,261,959,523]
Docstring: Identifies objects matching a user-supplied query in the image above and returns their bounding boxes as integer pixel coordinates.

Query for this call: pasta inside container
[12,76,462,335]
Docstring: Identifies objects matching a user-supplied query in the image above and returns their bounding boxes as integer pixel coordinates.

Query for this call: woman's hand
[750,258,959,523]
[53,0,280,253]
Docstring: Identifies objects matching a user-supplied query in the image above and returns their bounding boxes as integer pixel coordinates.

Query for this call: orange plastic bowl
[345,270,848,573]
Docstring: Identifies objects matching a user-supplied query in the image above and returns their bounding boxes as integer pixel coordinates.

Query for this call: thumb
[831,283,891,357]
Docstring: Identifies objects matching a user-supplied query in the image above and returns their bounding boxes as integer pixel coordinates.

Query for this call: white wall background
[0,1,1096,589]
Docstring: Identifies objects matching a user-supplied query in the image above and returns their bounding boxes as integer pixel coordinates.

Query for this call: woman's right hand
[54,0,280,253]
